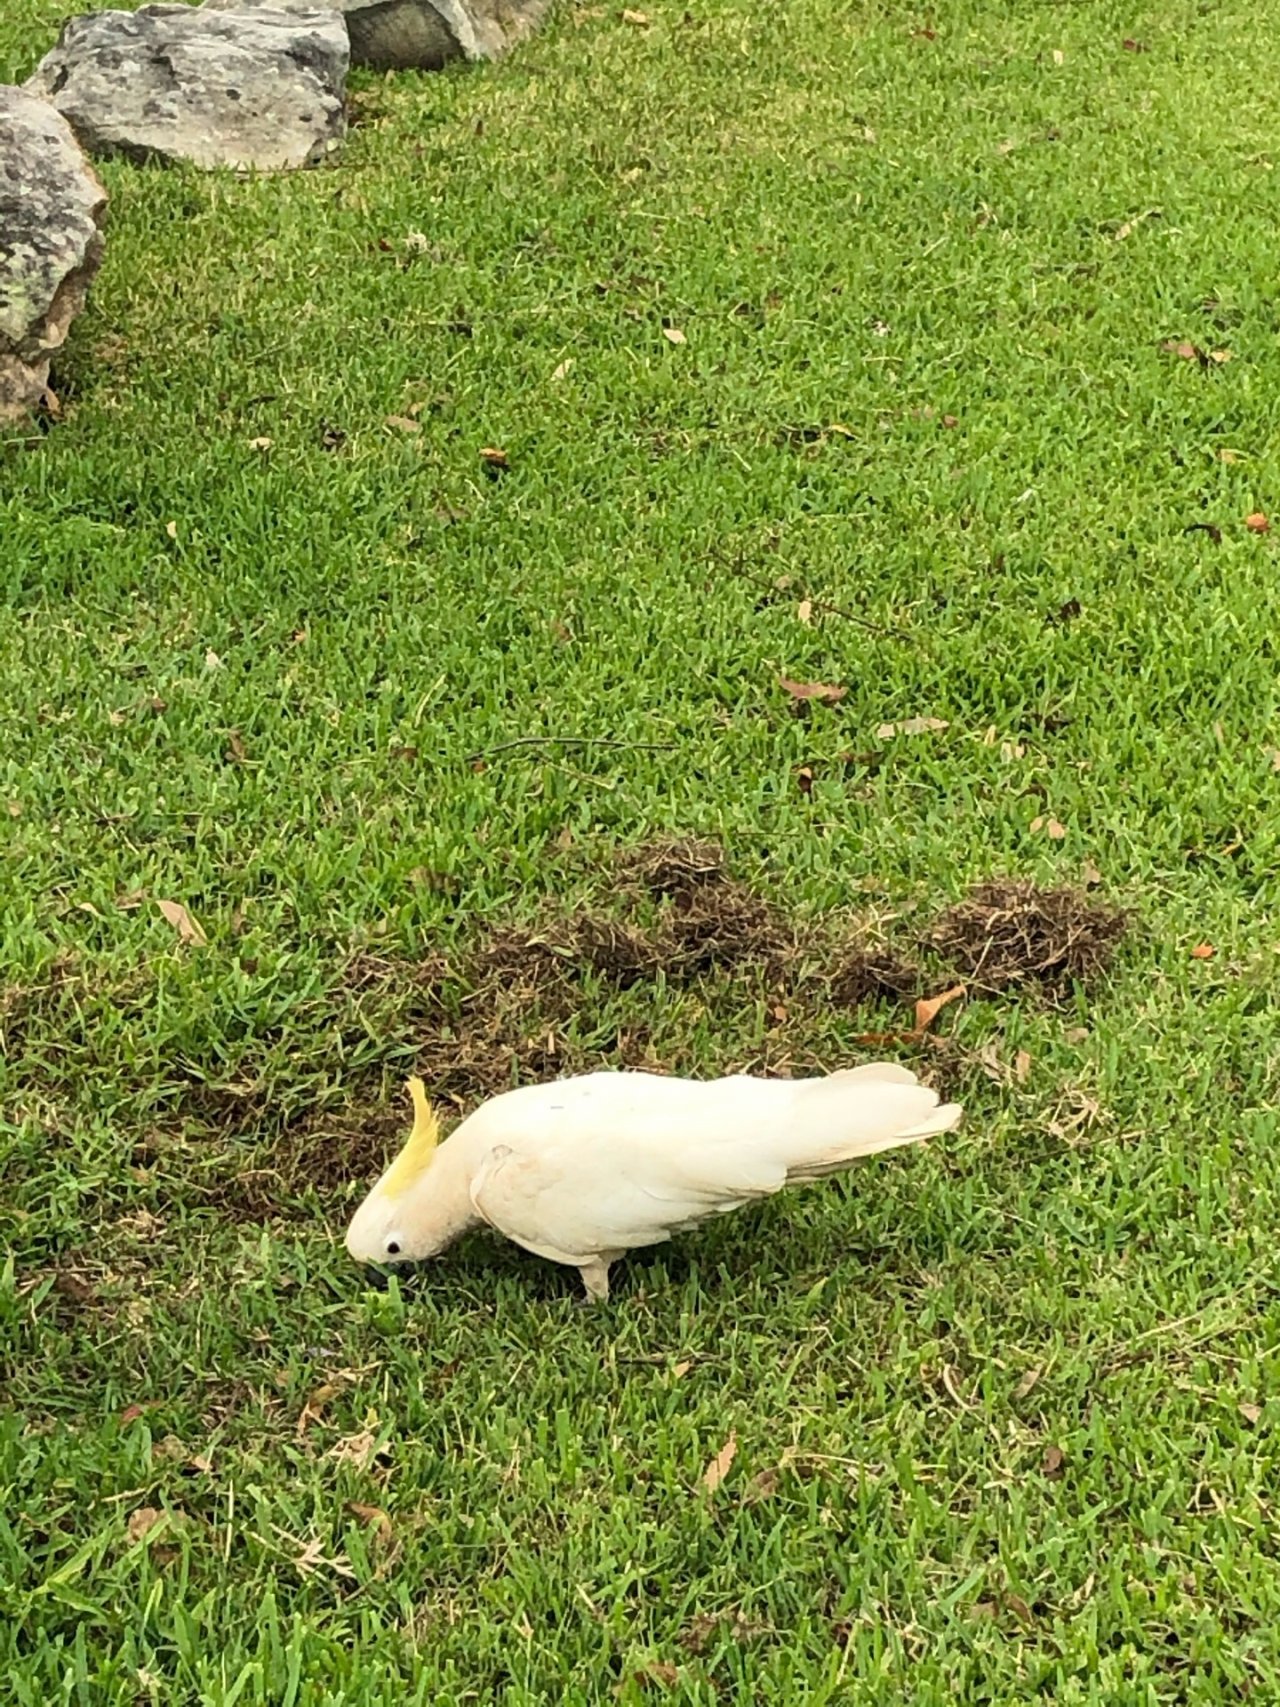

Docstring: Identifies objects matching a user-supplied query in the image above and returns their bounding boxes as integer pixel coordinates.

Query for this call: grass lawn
[6,0,1280,1698]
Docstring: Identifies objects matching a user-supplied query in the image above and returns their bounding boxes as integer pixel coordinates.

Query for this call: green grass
[5,0,1280,1698]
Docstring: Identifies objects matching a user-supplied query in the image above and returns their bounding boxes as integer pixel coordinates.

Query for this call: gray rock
[0,87,107,423]
[26,5,349,172]
[202,0,551,70]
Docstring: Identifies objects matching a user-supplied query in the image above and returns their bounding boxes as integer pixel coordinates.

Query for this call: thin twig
[706,544,922,644]
[465,736,675,762]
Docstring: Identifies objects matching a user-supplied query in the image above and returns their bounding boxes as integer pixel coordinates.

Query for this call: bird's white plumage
[459,1066,958,1267]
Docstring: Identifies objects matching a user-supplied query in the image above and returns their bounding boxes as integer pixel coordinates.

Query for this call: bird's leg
[577,1257,612,1304]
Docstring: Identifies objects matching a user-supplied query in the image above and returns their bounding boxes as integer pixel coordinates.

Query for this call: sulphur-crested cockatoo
[345,1067,961,1300]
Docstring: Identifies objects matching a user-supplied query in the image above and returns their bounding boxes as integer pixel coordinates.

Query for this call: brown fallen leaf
[247,436,273,452]
[480,445,509,467]
[1041,1444,1065,1478]
[226,729,248,765]
[702,1431,737,1492]
[1013,1366,1042,1400]
[795,764,815,795]
[295,1381,339,1438]
[621,7,650,21]
[661,326,687,346]
[1239,1401,1263,1426]
[1013,1049,1032,1082]
[1004,1592,1034,1627]
[941,413,959,428]
[796,598,813,625]
[1190,942,1216,960]
[1121,37,1147,51]
[671,1359,692,1379]
[1030,815,1068,840]
[914,985,965,1034]
[127,1506,165,1545]
[345,1501,394,1549]
[119,1400,164,1426]
[6,799,20,817]
[156,899,207,947]
[1245,512,1270,534]
[632,1663,680,1690]
[328,1429,381,1468]
[1162,339,1201,362]
[384,415,421,433]
[779,677,846,703]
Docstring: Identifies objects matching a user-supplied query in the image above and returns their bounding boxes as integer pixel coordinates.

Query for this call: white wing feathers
[461,1067,960,1268]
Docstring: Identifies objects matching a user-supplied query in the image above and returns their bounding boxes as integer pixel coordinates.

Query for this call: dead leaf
[479,446,509,467]
[744,1467,780,1502]
[1162,339,1201,362]
[204,649,222,671]
[1239,1401,1263,1426]
[1080,858,1103,886]
[248,436,273,452]
[119,1400,164,1426]
[779,677,846,703]
[1245,512,1270,534]
[385,415,421,433]
[1004,1592,1034,1627]
[796,598,813,625]
[1014,1049,1032,1082]
[1041,1444,1065,1478]
[1219,447,1246,464]
[127,1506,164,1544]
[621,7,650,21]
[1029,816,1068,840]
[226,729,248,765]
[156,899,207,947]
[795,764,815,795]
[1122,37,1147,52]
[1190,942,1216,960]
[7,800,21,817]
[165,521,178,540]
[552,358,575,381]
[1210,349,1233,364]
[702,1431,737,1492]
[1013,1367,1042,1400]
[661,326,687,345]
[328,1429,381,1468]
[672,1360,692,1379]
[876,716,949,738]
[941,413,959,428]
[914,985,965,1033]
[295,1381,339,1437]
[345,1501,394,1548]
[634,1663,679,1690]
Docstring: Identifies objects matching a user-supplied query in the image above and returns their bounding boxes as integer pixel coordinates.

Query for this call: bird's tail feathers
[783,1069,961,1181]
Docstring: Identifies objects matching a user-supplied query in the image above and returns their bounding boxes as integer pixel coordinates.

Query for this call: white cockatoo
[345,1066,961,1301]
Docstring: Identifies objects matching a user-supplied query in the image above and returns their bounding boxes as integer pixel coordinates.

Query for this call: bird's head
[345,1078,465,1267]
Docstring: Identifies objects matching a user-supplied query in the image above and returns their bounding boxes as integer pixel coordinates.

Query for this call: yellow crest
[379,1077,440,1197]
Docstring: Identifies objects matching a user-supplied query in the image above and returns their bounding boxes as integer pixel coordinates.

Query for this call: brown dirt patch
[929,879,1128,994]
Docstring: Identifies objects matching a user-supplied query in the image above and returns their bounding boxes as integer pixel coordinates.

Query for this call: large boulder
[202,0,551,70]
[26,5,349,172]
[0,87,107,423]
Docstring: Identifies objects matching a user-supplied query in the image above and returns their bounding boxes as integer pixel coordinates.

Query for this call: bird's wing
[462,1068,957,1266]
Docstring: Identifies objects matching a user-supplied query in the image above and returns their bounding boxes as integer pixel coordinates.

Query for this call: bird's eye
[385,1239,401,1256]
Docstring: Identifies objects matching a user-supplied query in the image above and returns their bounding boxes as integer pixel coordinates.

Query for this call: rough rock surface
[0,87,107,423]
[203,0,551,69]
[26,6,349,172]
